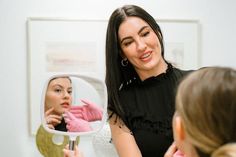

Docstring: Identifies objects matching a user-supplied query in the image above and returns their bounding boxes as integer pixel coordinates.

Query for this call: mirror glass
[41,74,107,136]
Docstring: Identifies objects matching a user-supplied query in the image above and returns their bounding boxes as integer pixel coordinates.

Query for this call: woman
[45,77,73,131]
[105,4,191,157]
[64,4,192,157]
[166,67,236,157]
[45,77,97,132]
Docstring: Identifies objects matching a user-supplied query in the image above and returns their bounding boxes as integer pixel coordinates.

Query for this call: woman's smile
[139,51,152,61]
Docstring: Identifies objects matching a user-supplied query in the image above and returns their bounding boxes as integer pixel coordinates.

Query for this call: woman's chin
[62,108,69,113]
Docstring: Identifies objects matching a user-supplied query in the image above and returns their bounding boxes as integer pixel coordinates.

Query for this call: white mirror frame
[40,73,107,139]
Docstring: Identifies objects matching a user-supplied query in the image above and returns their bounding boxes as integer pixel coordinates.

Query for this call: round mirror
[41,74,107,140]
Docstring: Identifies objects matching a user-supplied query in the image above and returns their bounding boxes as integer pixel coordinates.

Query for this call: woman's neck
[137,59,168,81]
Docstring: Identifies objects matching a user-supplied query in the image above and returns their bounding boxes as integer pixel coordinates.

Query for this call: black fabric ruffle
[126,116,173,136]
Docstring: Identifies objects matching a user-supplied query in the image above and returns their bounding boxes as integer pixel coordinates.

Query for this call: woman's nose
[63,91,70,99]
[136,38,146,51]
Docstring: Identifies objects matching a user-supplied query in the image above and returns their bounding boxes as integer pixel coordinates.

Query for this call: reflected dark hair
[48,77,72,87]
[105,5,165,120]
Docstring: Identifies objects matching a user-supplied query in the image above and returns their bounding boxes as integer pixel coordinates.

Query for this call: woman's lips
[140,51,152,61]
[61,103,70,108]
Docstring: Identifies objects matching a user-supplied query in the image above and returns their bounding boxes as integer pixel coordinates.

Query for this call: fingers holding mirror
[41,74,107,136]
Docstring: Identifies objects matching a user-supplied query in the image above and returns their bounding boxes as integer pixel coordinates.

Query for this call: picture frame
[27,18,200,135]
[157,19,200,70]
[27,18,107,135]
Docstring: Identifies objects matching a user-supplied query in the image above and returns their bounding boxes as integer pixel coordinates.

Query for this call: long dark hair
[105,5,165,120]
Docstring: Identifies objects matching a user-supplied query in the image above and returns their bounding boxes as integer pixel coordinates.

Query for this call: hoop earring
[121,58,128,67]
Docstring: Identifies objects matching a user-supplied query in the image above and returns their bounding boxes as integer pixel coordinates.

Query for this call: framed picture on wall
[27,18,107,135]
[157,19,200,70]
[27,18,200,135]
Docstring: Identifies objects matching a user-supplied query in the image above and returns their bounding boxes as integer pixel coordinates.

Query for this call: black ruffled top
[118,64,191,157]
[55,118,67,132]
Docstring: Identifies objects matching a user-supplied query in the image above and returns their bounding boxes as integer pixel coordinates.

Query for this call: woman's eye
[54,89,62,93]
[141,31,150,37]
[123,41,133,47]
[68,90,72,95]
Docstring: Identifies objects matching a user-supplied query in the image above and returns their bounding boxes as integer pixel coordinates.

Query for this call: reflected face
[118,17,165,79]
[45,77,72,115]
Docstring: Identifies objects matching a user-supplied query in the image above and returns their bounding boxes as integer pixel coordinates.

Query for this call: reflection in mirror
[44,76,73,132]
[41,74,107,137]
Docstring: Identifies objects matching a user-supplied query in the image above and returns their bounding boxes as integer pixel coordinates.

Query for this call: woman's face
[118,16,165,80]
[45,77,72,115]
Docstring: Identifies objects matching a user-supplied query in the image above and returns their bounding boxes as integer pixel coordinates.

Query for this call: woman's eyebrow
[138,25,149,34]
[52,84,62,87]
[53,84,71,88]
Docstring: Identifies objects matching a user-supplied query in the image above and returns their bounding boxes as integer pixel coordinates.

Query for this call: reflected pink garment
[64,111,92,132]
[69,99,103,122]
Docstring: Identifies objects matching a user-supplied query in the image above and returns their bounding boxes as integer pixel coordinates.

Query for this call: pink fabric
[69,99,103,122]
[64,111,92,132]
[173,150,185,157]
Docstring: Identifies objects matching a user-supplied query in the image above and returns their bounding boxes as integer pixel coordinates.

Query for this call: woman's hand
[45,107,62,129]
[164,142,185,157]
[173,150,185,157]
[164,142,177,157]
[63,145,84,157]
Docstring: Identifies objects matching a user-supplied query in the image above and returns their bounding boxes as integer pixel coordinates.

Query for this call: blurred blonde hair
[175,67,236,157]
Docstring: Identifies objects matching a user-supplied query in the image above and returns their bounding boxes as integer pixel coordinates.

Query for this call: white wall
[0,0,236,157]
